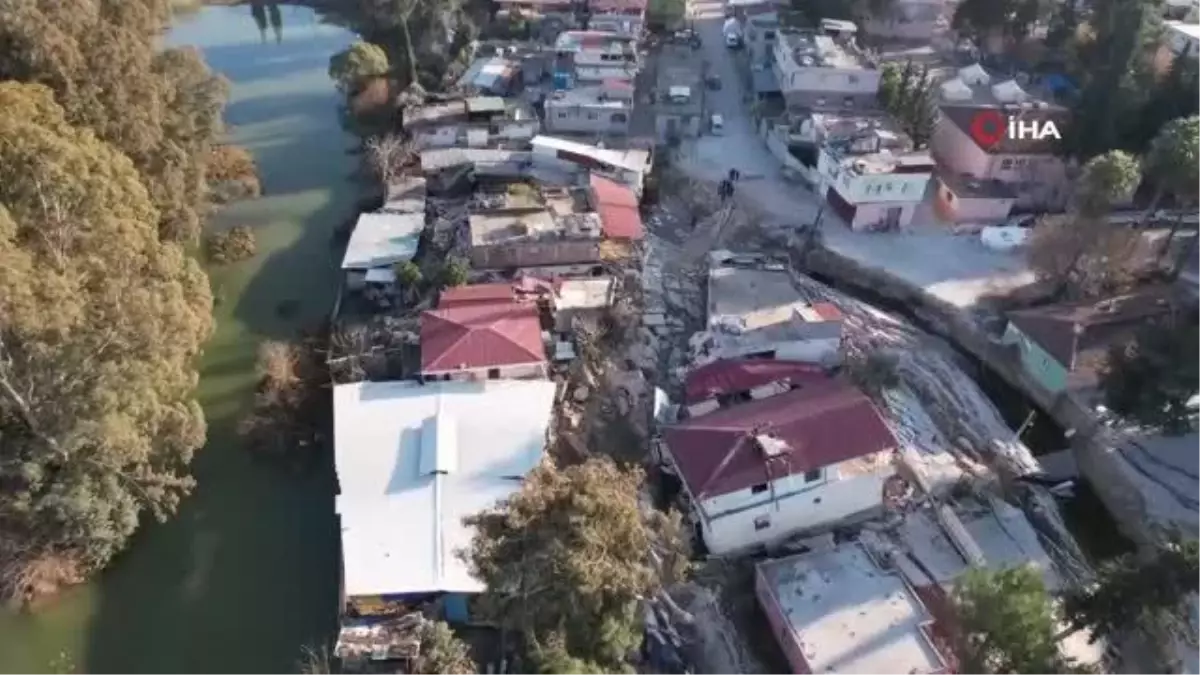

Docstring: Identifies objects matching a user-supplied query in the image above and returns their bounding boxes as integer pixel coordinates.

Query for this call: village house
[756,542,954,674]
[544,79,635,136]
[552,30,640,86]
[661,373,899,554]
[332,379,556,626]
[340,211,425,291]
[403,96,540,151]
[1163,20,1200,58]
[811,117,935,231]
[456,54,522,96]
[753,485,1108,674]
[1001,286,1184,398]
[654,45,704,143]
[587,0,646,36]
[728,0,781,65]
[931,64,1072,212]
[420,286,550,381]
[531,135,653,193]
[692,253,844,365]
[933,172,1018,224]
[772,27,880,111]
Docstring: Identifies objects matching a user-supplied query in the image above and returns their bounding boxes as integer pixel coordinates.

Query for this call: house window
[804,469,822,483]
[611,112,628,123]
[487,368,501,380]
[847,74,859,84]
[1000,158,1013,170]
[816,97,826,107]
[843,96,854,108]
[557,112,568,119]
[751,483,769,494]
[764,30,776,40]
[754,515,771,531]
[587,111,598,120]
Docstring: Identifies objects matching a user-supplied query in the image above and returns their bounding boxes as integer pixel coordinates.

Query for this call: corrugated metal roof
[420,299,547,373]
[334,380,556,597]
[683,358,829,404]
[341,212,424,270]
[664,378,896,499]
[439,282,518,307]
[590,174,644,240]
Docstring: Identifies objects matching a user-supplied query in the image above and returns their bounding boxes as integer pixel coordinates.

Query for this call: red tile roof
[420,300,546,373]
[664,379,897,500]
[590,174,644,240]
[684,359,830,404]
[438,283,516,307]
[809,302,844,321]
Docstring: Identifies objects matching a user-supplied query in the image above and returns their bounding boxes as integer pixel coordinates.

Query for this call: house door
[884,206,903,230]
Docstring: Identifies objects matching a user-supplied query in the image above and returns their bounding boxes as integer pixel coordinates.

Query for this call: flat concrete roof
[757,543,946,674]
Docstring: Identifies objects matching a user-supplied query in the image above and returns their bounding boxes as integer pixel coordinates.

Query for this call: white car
[710,114,725,134]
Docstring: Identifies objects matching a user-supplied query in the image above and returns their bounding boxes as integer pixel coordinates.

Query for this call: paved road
[676,0,796,186]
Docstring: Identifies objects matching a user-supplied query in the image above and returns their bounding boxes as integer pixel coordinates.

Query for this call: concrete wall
[930,116,1070,210]
[850,201,919,230]
[934,178,1015,224]
[717,335,842,363]
[699,455,893,554]
[755,566,812,674]
[424,361,548,381]
[470,239,602,270]
[545,104,632,135]
[1002,321,1068,393]
[817,149,932,204]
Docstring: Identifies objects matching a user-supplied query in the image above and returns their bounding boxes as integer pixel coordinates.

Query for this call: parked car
[724,32,743,49]
[705,73,722,90]
[710,114,725,135]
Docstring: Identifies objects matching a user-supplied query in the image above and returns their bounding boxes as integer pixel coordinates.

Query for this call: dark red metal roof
[590,174,644,240]
[664,379,897,500]
[683,359,830,404]
[420,300,546,373]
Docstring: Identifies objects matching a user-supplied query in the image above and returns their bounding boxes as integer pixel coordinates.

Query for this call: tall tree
[462,459,689,672]
[1141,116,1200,255]
[1065,535,1198,639]
[413,621,477,675]
[0,82,213,602]
[0,0,228,244]
[952,566,1085,673]
[877,61,936,149]
[1064,0,1164,159]
[1101,318,1199,433]
[952,0,1050,49]
[328,41,391,95]
[1075,150,1142,217]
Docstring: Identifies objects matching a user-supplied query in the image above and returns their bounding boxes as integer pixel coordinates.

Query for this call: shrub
[206,225,258,264]
[207,145,261,202]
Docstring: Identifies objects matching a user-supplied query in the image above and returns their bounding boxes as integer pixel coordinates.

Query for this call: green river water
[0,5,359,672]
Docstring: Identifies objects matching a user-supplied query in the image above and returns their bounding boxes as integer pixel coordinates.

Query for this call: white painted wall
[719,336,842,364]
[698,454,895,554]
[817,148,931,204]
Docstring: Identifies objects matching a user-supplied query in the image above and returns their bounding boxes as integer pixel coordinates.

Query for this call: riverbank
[0,7,359,671]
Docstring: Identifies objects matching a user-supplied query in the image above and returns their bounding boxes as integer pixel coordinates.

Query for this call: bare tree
[364,134,414,186]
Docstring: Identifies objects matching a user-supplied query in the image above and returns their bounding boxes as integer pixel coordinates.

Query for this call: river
[0,5,358,672]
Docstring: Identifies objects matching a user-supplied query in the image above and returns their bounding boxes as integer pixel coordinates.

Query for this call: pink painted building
[930,65,1072,214]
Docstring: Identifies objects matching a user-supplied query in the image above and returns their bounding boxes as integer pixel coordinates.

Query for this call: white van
[710,114,725,135]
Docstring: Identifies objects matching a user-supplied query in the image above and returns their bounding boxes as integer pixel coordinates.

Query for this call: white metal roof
[757,543,947,674]
[530,135,651,174]
[340,212,424,270]
[333,379,557,598]
[556,277,616,310]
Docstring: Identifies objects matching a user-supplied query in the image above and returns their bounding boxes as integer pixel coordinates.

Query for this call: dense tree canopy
[952,566,1086,673]
[952,0,1050,48]
[1144,116,1200,209]
[463,459,689,672]
[877,61,936,149]
[1064,535,1198,652]
[1075,150,1142,217]
[0,82,213,601]
[328,41,391,95]
[0,0,228,244]
[1101,318,1199,433]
